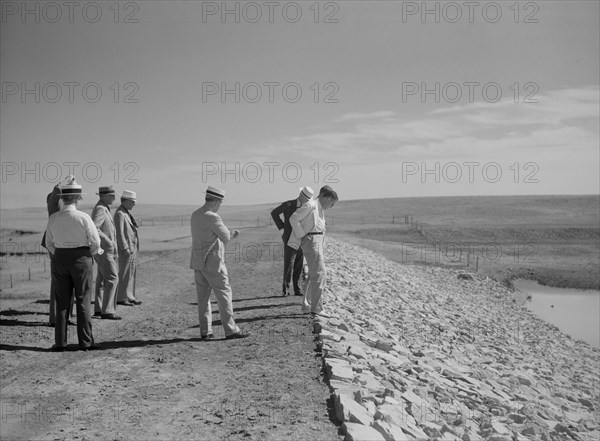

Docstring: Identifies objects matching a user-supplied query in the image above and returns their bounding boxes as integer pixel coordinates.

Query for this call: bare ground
[0,238,344,441]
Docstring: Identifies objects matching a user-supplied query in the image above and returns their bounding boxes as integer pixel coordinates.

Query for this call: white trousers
[300,235,326,313]
[194,254,240,337]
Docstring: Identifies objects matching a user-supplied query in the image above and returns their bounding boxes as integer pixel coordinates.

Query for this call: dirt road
[1,230,344,441]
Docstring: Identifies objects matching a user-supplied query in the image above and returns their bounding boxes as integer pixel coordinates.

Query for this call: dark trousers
[52,248,95,349]
[283,244,304,295]
[49,252,74,324]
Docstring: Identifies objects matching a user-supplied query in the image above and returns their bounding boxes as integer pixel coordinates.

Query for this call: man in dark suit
[270,186,314,296]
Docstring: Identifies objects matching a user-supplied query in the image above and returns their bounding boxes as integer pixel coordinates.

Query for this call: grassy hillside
[326,195,599,290]
[2,195,599,293]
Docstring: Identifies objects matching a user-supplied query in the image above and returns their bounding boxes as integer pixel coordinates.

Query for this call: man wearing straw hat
[42,175,76,327]
[45,179,103,351]
[270,186,314,297]
[91,186,121,320]
[115,190,141,306]
[190,186,250,340]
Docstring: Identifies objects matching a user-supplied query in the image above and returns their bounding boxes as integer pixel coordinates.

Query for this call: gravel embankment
[317,238,599,441]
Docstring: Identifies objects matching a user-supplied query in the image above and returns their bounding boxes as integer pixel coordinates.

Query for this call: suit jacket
[92,202,117,255]
[189,206,232,270]
[270,199,301,244]
[114,206,139,254]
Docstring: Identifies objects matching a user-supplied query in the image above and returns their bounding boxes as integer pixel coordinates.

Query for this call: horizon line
[2,193,599,212]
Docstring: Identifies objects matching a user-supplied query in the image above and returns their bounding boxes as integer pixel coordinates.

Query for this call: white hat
[121,190,136,201]
[59,180,84,196]
[299,186,314,199]
[205,186,225,200]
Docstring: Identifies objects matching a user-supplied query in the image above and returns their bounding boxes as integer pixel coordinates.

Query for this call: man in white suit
[289,187,338,317]
[190,186,249,340]
[92,186,121,320]
[115,190,141,306]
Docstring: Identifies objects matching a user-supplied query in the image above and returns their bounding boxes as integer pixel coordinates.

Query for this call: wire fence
[1,213,500,290]
[136,214,415,228]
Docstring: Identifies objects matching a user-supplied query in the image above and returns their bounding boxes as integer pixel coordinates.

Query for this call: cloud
[262,86,599,164]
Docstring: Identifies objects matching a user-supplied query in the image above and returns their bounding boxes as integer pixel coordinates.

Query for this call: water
[513,279,600,348]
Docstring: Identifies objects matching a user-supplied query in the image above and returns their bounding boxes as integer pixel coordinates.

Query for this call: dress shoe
[131,300,142,305]
[312,311,331,318]
[50,345,66,352]
[80,344,102,351]
[117,301,134,306]
[101,313,122,320]
[294,292,303,296]
[225,331,251,340]
[200,333,214,341]
[93,312,102,318]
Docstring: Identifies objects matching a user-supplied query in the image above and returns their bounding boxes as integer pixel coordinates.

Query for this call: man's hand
[231,230,240,239]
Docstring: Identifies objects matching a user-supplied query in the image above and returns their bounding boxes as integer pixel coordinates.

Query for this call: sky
[1,0,599,208]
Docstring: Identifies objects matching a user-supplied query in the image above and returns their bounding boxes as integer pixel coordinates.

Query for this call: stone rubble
[315,239,600,441]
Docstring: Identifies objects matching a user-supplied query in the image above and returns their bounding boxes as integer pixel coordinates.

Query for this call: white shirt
[287,199,326,250]
[45,205,103,255]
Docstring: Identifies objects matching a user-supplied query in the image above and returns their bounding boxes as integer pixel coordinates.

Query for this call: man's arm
[83,213,103,255]
[211,214,232,245]
[45,216,56,255]
[289,201,313,239]
[114,211,129,252]
[91,205,111,244]
[270,203,286,230]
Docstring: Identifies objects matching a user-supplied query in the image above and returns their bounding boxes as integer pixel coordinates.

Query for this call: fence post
[10,274,13,288]
[28,268,31,281]
[476,256,479,271]
[467,252,470,267]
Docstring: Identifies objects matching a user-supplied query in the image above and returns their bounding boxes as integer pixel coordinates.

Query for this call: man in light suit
[115,190,141,306]
[270,186,314,296]
[289,187,338,317]
[190,186,249,340]
[92,186,121,320]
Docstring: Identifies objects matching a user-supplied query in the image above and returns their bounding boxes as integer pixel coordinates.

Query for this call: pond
[513,279,600,348]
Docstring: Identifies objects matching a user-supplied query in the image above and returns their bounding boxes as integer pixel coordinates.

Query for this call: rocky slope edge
[316,239,599,441]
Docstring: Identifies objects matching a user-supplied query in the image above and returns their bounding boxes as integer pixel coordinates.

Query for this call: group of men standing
[188,184,338,341]
[43,177,140,351]
[91,185,141,319]
[43,178,338,350]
